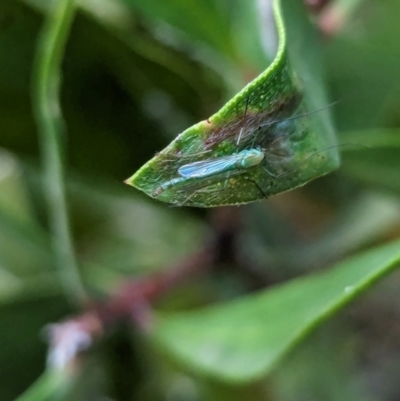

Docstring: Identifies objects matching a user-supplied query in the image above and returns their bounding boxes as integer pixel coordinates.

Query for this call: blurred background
[2,0,400,400]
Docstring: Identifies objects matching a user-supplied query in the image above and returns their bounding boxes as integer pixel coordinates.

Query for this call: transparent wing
[178,154,240,178]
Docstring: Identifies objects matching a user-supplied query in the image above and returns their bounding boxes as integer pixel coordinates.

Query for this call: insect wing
[178,154,240,178]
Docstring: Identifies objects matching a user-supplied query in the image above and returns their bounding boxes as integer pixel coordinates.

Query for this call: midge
[151,101,339,199]
[152,148,265,197]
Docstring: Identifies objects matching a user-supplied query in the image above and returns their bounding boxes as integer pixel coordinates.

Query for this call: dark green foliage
[2,1,400,401]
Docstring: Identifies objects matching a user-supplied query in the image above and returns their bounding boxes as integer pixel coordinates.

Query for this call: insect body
[179,148,264,178]
[153,148,265,196]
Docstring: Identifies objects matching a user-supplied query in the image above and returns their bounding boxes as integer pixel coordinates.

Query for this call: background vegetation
[2,0,400,400]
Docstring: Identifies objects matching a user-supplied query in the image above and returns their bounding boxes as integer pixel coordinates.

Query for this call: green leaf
[120,0,237,59]
[0,151,52,270]
[0,296,70,400]
[152,239,400,383]
[340,128,400,194]
[126,0,339,207]
[14,371,70,401]
[339,128,400,149]
[325,1,400,132]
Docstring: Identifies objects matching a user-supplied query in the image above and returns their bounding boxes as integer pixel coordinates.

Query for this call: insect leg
[246,176,268,199]
[235,95,251,147]
[261,165,280,179]
[175,171,240,206]
[152,176,186,198]
[236,128,244,147]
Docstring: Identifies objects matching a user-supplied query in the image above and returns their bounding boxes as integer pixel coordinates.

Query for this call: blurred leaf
[6,0,223,181]
[340,128,400,194]
[119,0,237,59]
[0,0,39,157]
[326,0,400,131]
[14,358,106,401]
[217,0,270,71]
[339,128,400,148]
[14,371,71,401]
[273,323,373,401]
[20,162,206,295]
[153,239,400,383]
[0,149,35,223]
[0,296,70,401]
[343,153,400,194]
[294,192,400,266]
[0,149,52,277]
[243,191,400,275]
[64,178,207,284]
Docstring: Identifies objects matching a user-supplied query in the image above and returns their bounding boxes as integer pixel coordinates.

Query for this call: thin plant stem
[32,0,87,305]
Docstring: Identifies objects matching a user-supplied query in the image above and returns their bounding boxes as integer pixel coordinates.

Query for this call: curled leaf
[126,0,339,207]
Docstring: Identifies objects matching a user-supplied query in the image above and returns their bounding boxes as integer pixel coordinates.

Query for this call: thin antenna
[274,142,370,180]
[259,100,338,130]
